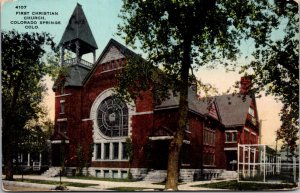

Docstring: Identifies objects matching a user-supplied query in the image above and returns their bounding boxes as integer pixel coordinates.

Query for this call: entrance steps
[143,170,167,182]
[217,170,237,180]
[42,167,61,177]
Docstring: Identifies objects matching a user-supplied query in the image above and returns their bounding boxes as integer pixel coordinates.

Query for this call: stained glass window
[97,96,128,137]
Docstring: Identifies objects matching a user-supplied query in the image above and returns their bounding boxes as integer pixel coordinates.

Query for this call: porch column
[248,147,251,176]
[27,153,30,166]
[252,148,256,177]
[21,154,23,163]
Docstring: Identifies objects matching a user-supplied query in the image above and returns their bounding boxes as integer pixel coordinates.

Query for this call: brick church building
[50,4,260,181]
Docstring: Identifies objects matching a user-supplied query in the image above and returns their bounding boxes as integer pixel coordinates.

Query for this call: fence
[237,144,299,184]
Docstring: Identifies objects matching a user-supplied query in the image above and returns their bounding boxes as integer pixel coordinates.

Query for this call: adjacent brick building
[50,4,260,181]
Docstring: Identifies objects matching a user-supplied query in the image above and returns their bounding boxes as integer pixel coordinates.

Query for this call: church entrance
[51,143,68,167]
[225,150,237,171]
[150,140,170,170]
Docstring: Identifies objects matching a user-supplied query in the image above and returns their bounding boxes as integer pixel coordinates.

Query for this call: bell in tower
[59,3,98,66]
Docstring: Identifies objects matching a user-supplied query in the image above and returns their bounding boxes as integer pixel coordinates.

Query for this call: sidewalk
[3,175,227,191]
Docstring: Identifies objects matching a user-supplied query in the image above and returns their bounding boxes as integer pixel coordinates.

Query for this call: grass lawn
[66,175,137,182]
[15,179,98,188]
[192,180,298,191]
[107,187,162,191]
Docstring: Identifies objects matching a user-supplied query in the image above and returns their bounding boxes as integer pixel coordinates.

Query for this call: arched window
[96,96,128,137]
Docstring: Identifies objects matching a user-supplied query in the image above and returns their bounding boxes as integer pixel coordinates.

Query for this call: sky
[1,0,284,146]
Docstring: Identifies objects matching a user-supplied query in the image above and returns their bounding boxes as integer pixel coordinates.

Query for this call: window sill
[225,141,237,143]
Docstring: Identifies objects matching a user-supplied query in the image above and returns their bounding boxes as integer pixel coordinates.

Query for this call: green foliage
[76,144,84,176]
[118,0,275,69]
[118,0,277,189]
[117,0,278,189]
[277,104,299,158]
[125,138,133,163]
[193,180,297,190]
[240,1,299,153]
[2,30,57,180]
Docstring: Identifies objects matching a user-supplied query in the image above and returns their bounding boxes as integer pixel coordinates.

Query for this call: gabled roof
[155,88,209,116]
[83,38,140,85]
[214,94,252,127]
[59,3,98,52]
[95,38,140,64]
[155,88,253,127]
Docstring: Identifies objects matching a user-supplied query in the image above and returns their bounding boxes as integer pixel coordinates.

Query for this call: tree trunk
[4,145,14,180]
[165,40,191,190]
[3,72,23,180]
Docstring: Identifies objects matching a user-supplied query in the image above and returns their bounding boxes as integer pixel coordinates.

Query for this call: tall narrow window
[96,144,101,159]
[104,143,110,159]
[225,132,231,142]
[204,128,215,146]
[59,122,67,134]
[232,132,237,142]
[122,142,128,159]
[113,143,119,159]
[60,102,65,114]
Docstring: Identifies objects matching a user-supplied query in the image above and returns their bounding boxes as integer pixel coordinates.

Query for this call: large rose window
[97,96,128,137]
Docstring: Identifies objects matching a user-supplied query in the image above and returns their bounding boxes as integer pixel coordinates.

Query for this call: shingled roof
[155,89,252,127]
[52,64,92,90]
[155,88,209,116]
[214,94,252,127]
[59,3,98,54]
[64,64,91,87]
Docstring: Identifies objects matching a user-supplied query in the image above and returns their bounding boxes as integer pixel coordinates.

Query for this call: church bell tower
[59,3,98,66]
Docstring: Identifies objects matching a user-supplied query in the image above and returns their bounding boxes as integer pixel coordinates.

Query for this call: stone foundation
[64,166,226,181]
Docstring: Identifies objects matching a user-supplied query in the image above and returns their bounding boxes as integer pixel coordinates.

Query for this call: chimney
[240,76,252,95]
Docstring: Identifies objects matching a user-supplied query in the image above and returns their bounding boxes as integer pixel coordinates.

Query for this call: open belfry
[50,4,260,181]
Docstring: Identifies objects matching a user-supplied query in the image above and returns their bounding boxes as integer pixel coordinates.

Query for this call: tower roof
[59,3,98,55]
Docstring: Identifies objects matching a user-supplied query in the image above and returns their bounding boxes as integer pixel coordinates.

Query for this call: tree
[277,104,299,159]
[241,1,299,153]
[2,30,56,180]
[118,0,275,189]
